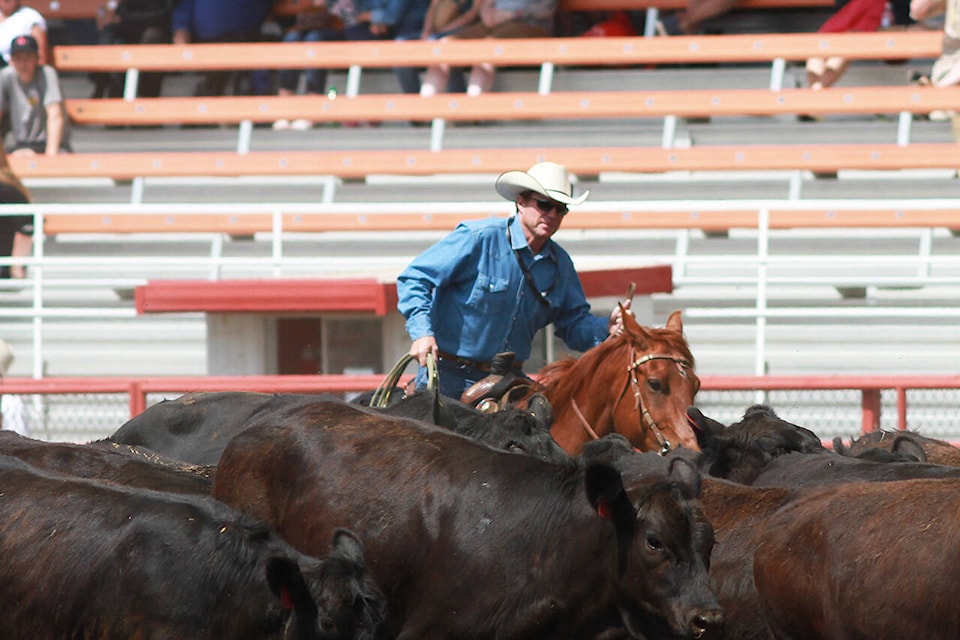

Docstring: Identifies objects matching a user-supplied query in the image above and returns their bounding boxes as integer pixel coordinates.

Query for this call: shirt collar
[507,215,554,258]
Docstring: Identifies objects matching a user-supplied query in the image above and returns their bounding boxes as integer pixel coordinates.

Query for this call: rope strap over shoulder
[369,352,437,408]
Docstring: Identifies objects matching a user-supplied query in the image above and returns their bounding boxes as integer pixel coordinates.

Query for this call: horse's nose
[690,607,724,639]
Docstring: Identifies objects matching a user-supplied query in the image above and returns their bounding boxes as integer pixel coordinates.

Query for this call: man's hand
[409,335,438,366]
[608,298,633,336]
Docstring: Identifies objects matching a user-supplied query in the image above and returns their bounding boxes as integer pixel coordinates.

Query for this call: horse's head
[614,309,701,453]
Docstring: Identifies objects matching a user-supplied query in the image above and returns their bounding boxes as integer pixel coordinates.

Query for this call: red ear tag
[280,585,294,610]
[597,499,612,521]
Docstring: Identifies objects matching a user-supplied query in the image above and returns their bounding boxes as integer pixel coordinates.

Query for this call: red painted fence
[5,373,960,434]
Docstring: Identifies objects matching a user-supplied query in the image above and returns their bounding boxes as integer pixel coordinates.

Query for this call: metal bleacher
[5,22,960,442]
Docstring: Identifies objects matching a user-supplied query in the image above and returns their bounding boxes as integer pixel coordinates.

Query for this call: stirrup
[368,352,437,408]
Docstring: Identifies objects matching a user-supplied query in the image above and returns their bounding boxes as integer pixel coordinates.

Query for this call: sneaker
[290,118,313,130]
[272,119,291,130]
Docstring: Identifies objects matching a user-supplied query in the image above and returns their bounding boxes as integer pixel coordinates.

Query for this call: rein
[623,350,692,455]
[568,346,691,456]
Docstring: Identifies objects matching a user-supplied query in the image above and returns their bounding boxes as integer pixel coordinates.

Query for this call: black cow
[684,405,826,484]
[108,391,305,465]
[750,448,960,487]
[212,400,724,640]
[834,428,960,466]
[109,390,566,465]
[356,388,567,463]
[0,431,214,495]
[0,454,386,640]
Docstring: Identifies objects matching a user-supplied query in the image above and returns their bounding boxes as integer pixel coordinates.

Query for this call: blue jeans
[278,29,337,94]
[414,358,486,399]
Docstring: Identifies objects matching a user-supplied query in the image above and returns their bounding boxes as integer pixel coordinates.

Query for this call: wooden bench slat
[40,208,960,236]
[52,32,942,72]
[63,86,960,125]
[12,144,960,181]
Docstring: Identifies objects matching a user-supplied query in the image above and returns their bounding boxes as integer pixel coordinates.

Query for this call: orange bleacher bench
[10,143,960,182]
[63,85,960,126]
[39,208,960,237]
[25,0,833,22]
[53,32,942,73]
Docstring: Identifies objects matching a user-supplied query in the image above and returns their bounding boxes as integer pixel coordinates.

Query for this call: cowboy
[397,160,631,399]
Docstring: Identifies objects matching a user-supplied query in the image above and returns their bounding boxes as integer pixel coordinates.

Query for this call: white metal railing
[3,198,960,379]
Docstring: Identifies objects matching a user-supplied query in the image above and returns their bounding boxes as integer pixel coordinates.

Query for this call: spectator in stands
[0,0,47,66]
[393,0,469,97]
[0,35,71,156]
[0,338,29,436]
[0,138,30,281]
[418,0,559,97]
[171,0,274,96]
[657,0,913,38]
[654,0,736,35]
[805,0,915,91]
[91,0,174,99]
[273,0,429,130]
[396,160,630,398]
[910,0,959,130]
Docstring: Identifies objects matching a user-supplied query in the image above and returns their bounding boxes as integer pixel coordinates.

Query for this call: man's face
[10,51,37,82]
[516,192,568,246]
[0,0,18,16]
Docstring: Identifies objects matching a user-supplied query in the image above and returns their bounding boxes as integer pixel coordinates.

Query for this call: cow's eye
[505,440,524,453]
[646,534,664,552]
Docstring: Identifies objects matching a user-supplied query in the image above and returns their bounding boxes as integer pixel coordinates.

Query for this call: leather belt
[436,350,522,374]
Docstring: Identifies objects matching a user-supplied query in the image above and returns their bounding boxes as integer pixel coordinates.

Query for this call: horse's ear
[620,304,648,347]
[665,309,684,333]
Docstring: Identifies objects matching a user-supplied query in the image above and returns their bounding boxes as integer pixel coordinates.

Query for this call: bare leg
[420,64,450,96]
[806,55,849,89]
[466,62,495,96]
[10,231,31,279]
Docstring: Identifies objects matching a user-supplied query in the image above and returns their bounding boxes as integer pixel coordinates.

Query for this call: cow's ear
[330,528,365,564]
[526,393,553,429]
[668,456,702,499]
[585,463,635,526]
[266,557,318,627]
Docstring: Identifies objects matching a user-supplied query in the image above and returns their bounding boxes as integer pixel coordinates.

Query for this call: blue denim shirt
[397,215,608,364]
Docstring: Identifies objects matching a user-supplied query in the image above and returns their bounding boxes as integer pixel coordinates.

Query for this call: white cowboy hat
[495,161,589,206]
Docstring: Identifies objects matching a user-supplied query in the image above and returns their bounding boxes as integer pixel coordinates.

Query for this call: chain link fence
[9,386,960,445]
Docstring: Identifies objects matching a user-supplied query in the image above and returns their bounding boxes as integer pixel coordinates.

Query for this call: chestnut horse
[535,309,701,456]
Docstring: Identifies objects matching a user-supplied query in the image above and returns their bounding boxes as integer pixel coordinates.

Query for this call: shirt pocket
[466,272,512,315]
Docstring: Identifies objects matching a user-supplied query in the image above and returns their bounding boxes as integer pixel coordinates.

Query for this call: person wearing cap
[397,161,630,398]
[0,34,71,157]
[0,338,28,435]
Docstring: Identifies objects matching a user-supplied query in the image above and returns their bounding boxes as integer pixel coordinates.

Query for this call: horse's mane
[537,325,695,400]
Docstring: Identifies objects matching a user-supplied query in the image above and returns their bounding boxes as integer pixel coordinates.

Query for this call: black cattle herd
[0,389,957,639]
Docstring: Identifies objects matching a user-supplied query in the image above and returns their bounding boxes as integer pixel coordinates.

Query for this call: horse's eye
[647,378,665,394]
[646,534,664,552]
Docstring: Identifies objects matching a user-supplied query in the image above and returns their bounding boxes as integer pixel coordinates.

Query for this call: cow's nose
[691,607,724,639]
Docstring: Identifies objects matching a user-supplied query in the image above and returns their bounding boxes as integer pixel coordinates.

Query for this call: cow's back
[0,454,329,638]
[753,477,960,639]
[0,431,213,495]
[108,391,337,465]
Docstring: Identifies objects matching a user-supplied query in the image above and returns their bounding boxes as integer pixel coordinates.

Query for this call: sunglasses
[532,198,568,217]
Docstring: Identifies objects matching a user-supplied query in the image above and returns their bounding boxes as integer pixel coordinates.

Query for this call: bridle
[622,349,693,454]
[570,345,693,455]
